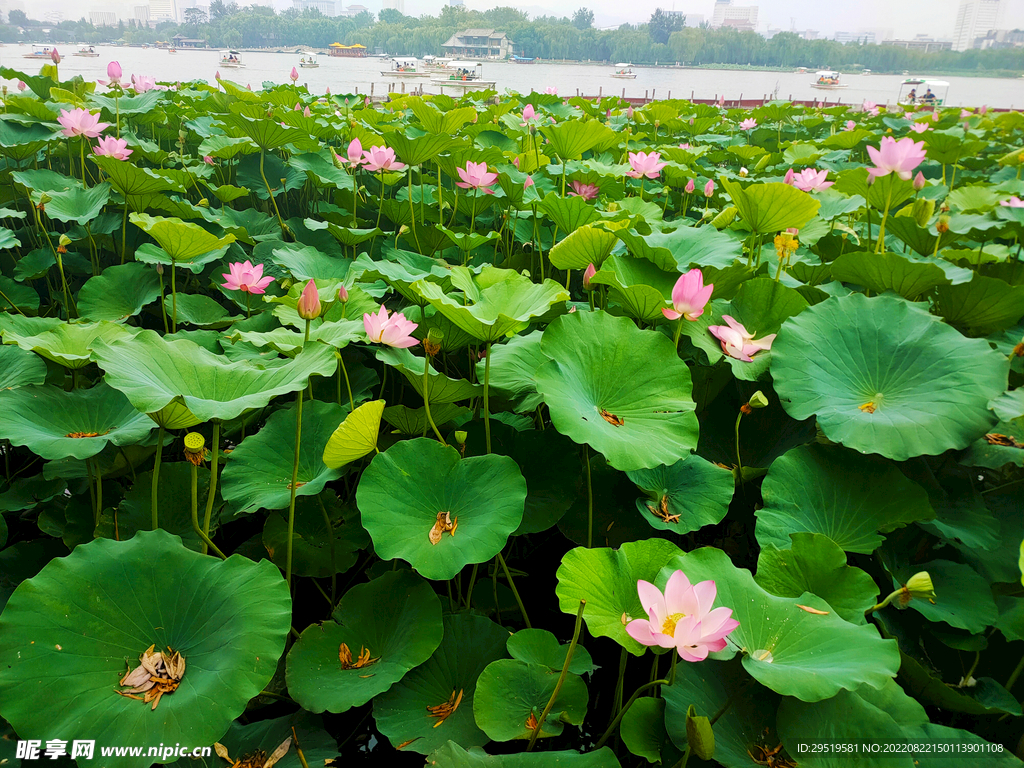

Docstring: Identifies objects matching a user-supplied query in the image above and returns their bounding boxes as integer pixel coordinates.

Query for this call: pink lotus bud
[583,263,596,290]
[784,168,795,185]
[290,67,299,83]
[685,178,695,194]
[704,180,715,197]
[303,106,311,118]
[662,268,713,321]
[786,227,799,235]
[512,156,520,168]
[297,279,321,320]
[50,48,60,64]
[326,87,331,96]
[913,171,926,191]
[294,102,301,111]
[107,61,122,84]
[215,71,221,80]
[626,107,634,119]
[204,155,215,165]
[524,175,534,189]
[17,81,26,92]
[980,104,988,115]
[338,285,349,302]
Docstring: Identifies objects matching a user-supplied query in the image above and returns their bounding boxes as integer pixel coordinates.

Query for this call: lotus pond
[0,63,1023,768]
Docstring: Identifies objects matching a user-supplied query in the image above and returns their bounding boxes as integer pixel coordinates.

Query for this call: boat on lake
[511,55,535,63]
[611,63,636,79]
[430,61,496,91]
[299,53,319,68]
[219,50,244,68]
[73,46,99,57]
[23,46,59,60]
[898,78,949,107]
[382,57,430,78]
[810,70,847,89]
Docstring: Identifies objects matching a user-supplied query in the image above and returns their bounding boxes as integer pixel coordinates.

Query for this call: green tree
[379,8,405,24]
[183,7,208,27]
[648,8,683,45]
[8,9,29,25]
[208,0,226,21]
[571,8,593,30]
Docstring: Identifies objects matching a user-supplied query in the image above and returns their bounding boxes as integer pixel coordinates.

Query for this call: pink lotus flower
[708,315,775,362]
[626,570,740,662]
[106,61,122,85]
[363,305,418,348]
[340,138,362,168]
[523,175,534,189]
[739,118,757,131]
[980,105,988,115]
[50,48,60,64]
[290,67,299,83]
[790,168,833,193]
[216,71,221,80]
[784,168,795,185]
[520,104,536,126]
[57,108,109,139]
[1000,197,1024,208]
[569,181,599,200]
[303,106,311,118]
[293,102,302,111]
[204,155,216,165]
[913,171,926,191]
[222,260,274,294]
[545,86,557,95]
[456,160,498,191]
[662,268,713,321]
[583,263,596,290]
[627,151,666,180]
[909,122,929,134]
[931,111,940,122]
[361,145,406,173]
[960,109,972,118]
[685,178,695,194]
[679,142,691,149]
[92,136,132,160]
[718,95,725,107]
[844,120,856,131]
[704,179,715,197]
[338,285,349,302]
[626,106,634,119]
[866,136,927,180]
[862,100,880,117]
[130,75,159,93]
[297,279,321,320]
[17,81,26,92]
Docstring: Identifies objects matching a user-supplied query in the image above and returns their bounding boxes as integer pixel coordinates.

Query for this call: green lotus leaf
[0,276,40,313]
[659,547,900,701]
[377,347,482,404]
[617,225,744,273]
[0,476,66,514]
[285,569,443,713]
[884,216,960,257]
[555,539,683,655]
[222,400,346,513]
[382,403,470,435]
[474,330,546,413]
[755,533,879,624]
[663,657,779,768]
[288,153,354,191]
[271,279,378,330]
[960,419,1024,469]
[93,330,338,422]
[356,438,526,580]
[387,131,454,165]
[620,697,682,765]
[626,456,735,534]
[0,345,47,390]
[428,741,622,768]
[506,629,595,675]
[535,311,699,472]
[219,113,316,152]
[548,223,617,270]
[0,383,154,461]
[756,444,933,554]
[262,493,368,578]
[588,255,676,324]
[353,248,453,305]
[834,167,916,212]
[0,530,290,767]
[891,560,997,634]
[829,251,952,301]
[772,293,1007,460]
[36,181,111,223]
[374,612,510,754]
[234,319,365,356]
[167,713,338,768]
[414,268,569,343]
[934,273,1024,334]
[130,212,236,264]
[2,319,137,369]
[473,659,588,741]
[91,155,185,197]
[896,649,1021,717]
[78,263,162,323]
[272,242,352,281]
[539,119,615,160]
[720,178,821,234]
[321,399,385,470]
[905,723,1023,768]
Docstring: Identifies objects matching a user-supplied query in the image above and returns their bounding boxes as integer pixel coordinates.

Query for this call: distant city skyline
[4,0,1024,40]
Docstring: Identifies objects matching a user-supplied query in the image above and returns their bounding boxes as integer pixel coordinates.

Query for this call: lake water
[3,45,1024,109]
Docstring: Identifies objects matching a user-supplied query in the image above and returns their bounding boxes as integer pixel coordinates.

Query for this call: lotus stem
[120,200,129,264]
[151,424,164,530]
[351,168,358,227]
[260,149,287,234]
[465,195,477,266]
[407,166,422,252]
[875,185,894,253]
[201,421,220,552]
[191,460,226,559]
[594,676,672,749]
[338,354,355,412]
[316,493,337,606]
[422,354,446,445]
[585,445,594,548]
[672,318,683,351]
[483,341,492,454]
[170,264,178,333]
[496,550,530,628]
[285,385,305,588]
[734,410,744,480]
[527,599,585,751]
[291,728,310,768]
[1005,653,1024,692]
[867,587,904,614]
[464,563,479,609]
[92,458,103,525]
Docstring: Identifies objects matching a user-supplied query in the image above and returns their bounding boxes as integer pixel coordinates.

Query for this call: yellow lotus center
[661,612,687,637]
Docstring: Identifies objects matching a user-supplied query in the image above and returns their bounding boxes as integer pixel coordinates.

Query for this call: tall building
[148,0,177,23]
[952,0,1002,51]
[449,0,464,6]
[382,0,404,12]
[292,0,336,14]
[711,0,758,31]
[89,10,118,25]
[134,4,150,24]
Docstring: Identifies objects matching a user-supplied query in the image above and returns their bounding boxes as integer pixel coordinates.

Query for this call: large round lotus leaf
[356,438,527,581]
[262,493,368,578]
[506,629,596,675]
[891,560,997,634]
[475,330,547,413]
[2,320,137,369]
[285,569,443,713]
[222,400,346,514]
[428,741,622,768]
[664,658,779,768]
[0,383,155,460]
[772,293,1007,460]
[374,612,509,755]
[77,263,162,323]
[321,399,385,470]
[755,533,878,624]
[535,311,699,472]
[619,697,682,766]
[377,347,482,404]
[756,444,933,554]
[0,344,46,390]
[658,547,900,701]
[0,531,291,766]
[473,659,588,742]
[555,539,683,656]
[92,330,338,422]
[627,457,735,534]
[167,713,338,768]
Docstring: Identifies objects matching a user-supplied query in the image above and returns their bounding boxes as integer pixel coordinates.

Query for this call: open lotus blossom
[520,104,536,125]
[844,120,856,131]
[709,315,776,362]
[131,75,159,93]
[57,108,110,139]
[297,280,321,320]
[862,100,880,117]
[544,86,557,94]
[456,160,498,191]
[704,179,715,197]
[909,122,930,133]
[626,571,740,662]
[363,305,419,348]
[739,118,757,130]
[685,178,695,193]
[790,168,833,192]
[92,136,132,160]
[627,151,666,180]
[290,67,299,83]
[662,268,713,321]
[866,136,927,180]
[1000,197,1024,208]
[361,145,406,173]
[569,181,600,200]
[222,260,274,294]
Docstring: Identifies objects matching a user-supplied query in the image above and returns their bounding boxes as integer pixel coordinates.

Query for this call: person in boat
[922,88,935,104]
[906,88,917,104]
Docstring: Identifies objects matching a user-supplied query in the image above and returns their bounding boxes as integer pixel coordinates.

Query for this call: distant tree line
[1,5,1020,73]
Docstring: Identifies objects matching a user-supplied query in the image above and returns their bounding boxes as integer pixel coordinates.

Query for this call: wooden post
[652,88,656,100]
[691,90,694,99]
[370,83,374,96]
[401,81,405,93]
[599,86,602,97]
[667,90,671,99]
[622,88,625,97]
[645,89,648,100]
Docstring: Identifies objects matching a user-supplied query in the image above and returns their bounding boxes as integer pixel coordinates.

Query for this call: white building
[292,0,336,14]
[148,0,177,22]
[43,10,63,22]
[952,0,1002,51]
[89,10,118,25]
[382,0,404,12]
[711,0,758,31]
[134,4,150,24]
